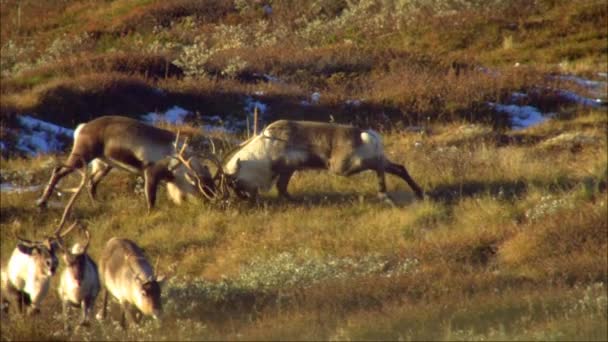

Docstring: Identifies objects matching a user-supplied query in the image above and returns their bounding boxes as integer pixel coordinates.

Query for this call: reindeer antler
[79,225,91,253]
[172,131,223,201]
[54,157,88,242]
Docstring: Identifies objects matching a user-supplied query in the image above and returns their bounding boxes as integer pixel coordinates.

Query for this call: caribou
[57,226,100,331]
[1,164,87,315]
[220,120,425,203]
[98,237,165,328]
[36,115,222,211]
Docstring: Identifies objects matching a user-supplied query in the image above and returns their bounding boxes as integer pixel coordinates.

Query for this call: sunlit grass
[1,109,606,340]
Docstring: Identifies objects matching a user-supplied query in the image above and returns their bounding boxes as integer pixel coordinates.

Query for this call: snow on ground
[15,115,74,156]
[488,102,549,130]
[0,183,42,193]
[143,105,190,125]
[557,89,604,107]
[2,72,605,156]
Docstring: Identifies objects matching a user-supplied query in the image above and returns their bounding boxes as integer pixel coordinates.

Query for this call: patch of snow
[204,115,223,123]
[18,116,74,137]
[143,106,190,125]
[201,124,237,134]
[556,75,606,89]
[0,183,42,193]
[0,141,5,150]
[311,92,321,104]
[598,72,607,79]
[345,99,362,107]
[15,116,74,156]
[510,92,528,102]
[488,103,548,130]
[557,89,603,108]
[244,96,268,114]
[263,74,281,83]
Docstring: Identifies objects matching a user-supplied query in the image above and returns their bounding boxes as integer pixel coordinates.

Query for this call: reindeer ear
[17,243,33,255]
[184,172,196,186]
[155,275,166,288]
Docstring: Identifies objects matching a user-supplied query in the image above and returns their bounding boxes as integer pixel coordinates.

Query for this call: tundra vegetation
[0,0,607,340]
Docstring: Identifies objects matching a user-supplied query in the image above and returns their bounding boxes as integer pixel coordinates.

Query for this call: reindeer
[36,115,222,211]
[57,226,100,331]
[1,163,87,316]
[98,238,165,328]
[221,120,425,203]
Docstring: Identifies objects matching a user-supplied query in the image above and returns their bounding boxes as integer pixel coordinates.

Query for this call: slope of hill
[0,0,606,340]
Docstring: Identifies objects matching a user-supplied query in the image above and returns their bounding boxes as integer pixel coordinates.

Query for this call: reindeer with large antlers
[219,120,424,203]
[35,115,223,211]
[1,164,87,316]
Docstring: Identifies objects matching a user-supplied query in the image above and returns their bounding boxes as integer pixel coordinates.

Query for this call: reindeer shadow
[427,180,528,204]
[231,190,420,210]
[427,176,588,204]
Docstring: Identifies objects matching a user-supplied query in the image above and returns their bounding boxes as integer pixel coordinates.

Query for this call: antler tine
[13,229,36,247]
[177,133,189,157]
[208,136,216,155]
[54,157,88,237]
[59,221,79,239]
[81,225,91,252]
[174,130,181,149]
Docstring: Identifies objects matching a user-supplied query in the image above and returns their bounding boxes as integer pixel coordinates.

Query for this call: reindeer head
[222,159,254,199]
[170,132,227,201]
[127,256,166,320]
[59,227,91,286]
[134,275,166,319]
[15,237,59,277]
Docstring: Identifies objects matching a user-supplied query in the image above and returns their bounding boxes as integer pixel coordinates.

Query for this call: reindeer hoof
[377,192,396,207]
[27,307,40,316]
[35,198,47,208]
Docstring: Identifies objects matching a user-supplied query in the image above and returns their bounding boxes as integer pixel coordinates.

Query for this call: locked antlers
[172,131,227,201]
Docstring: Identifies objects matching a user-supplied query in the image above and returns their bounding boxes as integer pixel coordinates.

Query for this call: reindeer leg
[63,300,71,331]
[80,297,91,327]
[120,303,128,329]
[143,166,161,211]
[37,155,87,207]
[89,160,112,202]
[276,170,295,200]
[375,167,395,207]
[385,161,424,199]
[99,287,108,320]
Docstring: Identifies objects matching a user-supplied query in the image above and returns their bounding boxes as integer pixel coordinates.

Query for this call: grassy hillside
[1,0,607,340]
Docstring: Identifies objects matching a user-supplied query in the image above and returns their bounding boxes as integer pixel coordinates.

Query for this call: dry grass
[0,0,606,340]
[1,109,606,340]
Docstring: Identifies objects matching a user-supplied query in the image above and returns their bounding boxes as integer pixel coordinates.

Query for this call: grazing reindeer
[98,238,165,328]
[1,236,60,315]
[1,165,86,315]
[36,115,222,210]
[221,120,424,202]
[57,226,100,331]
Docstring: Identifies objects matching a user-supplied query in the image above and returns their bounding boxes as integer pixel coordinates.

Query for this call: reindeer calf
[98,238,165,329]
[1,238,59,315]
[57,228,100,331]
